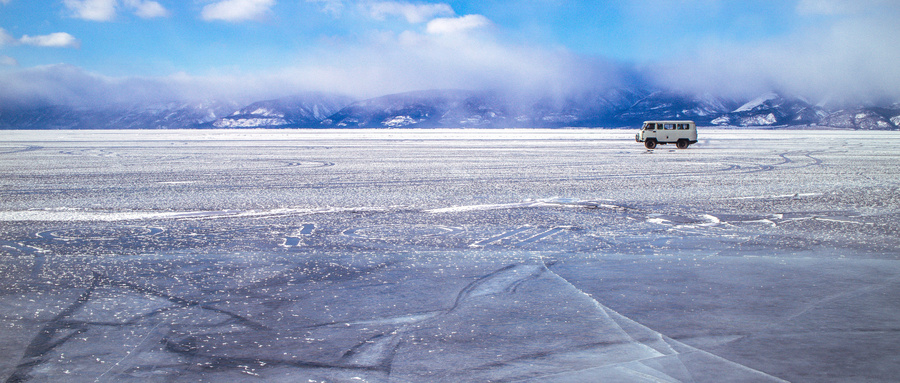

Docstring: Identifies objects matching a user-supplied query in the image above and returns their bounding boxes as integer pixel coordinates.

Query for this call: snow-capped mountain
[1,89,897,130]
[710,92,827,127]
[211,93,354,128]
[819,106,900,130]
[0,100,240,130]
[320,90,514,128]
[613,91,738,125]
[320,89,895,129]
[319,88,654,129]
[523,87,650,127]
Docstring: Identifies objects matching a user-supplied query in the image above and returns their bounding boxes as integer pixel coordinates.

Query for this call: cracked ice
[1,129,899,382]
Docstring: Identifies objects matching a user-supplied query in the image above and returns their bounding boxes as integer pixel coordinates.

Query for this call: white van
[635,120,697,149]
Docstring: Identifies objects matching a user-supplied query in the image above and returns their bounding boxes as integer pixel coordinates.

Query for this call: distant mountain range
[0,100,241,130]
[1,89,898,130]
[211,93,354,128]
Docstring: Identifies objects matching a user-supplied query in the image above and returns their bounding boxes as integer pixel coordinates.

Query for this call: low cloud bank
[651,19,900,103]
[2,0,898,108]
[0,26,633,108]
[650,0,900,103]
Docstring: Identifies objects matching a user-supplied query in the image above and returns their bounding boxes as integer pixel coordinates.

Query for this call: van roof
[642,120,695,124]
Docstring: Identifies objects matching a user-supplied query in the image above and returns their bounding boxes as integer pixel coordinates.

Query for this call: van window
[664,124,675,130]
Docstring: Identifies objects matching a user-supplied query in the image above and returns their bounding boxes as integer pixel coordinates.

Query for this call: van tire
[676,139,690,149]
[645,139,657,149]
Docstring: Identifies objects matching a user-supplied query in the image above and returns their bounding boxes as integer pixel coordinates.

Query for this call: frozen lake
[1,129,899,382]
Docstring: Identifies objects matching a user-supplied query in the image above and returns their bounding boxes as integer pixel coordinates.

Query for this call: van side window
[664,124,674,130]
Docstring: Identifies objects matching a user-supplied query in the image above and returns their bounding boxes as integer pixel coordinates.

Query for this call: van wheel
[644,139,657,149]
[676,139,689,149]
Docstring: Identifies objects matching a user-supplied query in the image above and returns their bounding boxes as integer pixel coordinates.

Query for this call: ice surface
[1,129,899,382]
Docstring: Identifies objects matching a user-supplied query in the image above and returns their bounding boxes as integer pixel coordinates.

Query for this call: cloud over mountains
[649,0,900,102]
[1,0,898,108]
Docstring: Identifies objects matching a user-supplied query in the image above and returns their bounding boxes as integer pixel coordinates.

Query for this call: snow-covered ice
[1,129,899,382]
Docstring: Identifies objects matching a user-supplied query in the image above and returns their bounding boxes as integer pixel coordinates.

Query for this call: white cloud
[63,0,118,21]
[63,0,169,21]
[251,25,627,101]
[426,14,491,34]
[796,0,851,15]
[307,0,344,15]
[366,1,454,24]
[0,5,627,107]
[202,0,276,22]
[0,64,161,106]
[1,29,80,49]
[19,33,81,48]
[0,56,17,66]
[796,0,893,15]
[6,0,899,108]
[0,28,15,46]
[649,12,900,103]
[124,0,169,18]
[0,23,619,106]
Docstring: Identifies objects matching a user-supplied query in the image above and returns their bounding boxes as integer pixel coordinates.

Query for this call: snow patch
[426,202,542,213]
[711,116,730,125]
[0,206,393,222]
[382,115,418,127]
[741,113,777,126]
[722,193,822,200]
[214,118,289,128]
[251,108,283,118]
[734,92,779,113]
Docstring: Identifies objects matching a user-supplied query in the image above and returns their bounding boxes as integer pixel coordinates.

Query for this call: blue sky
[1,0,899,104]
